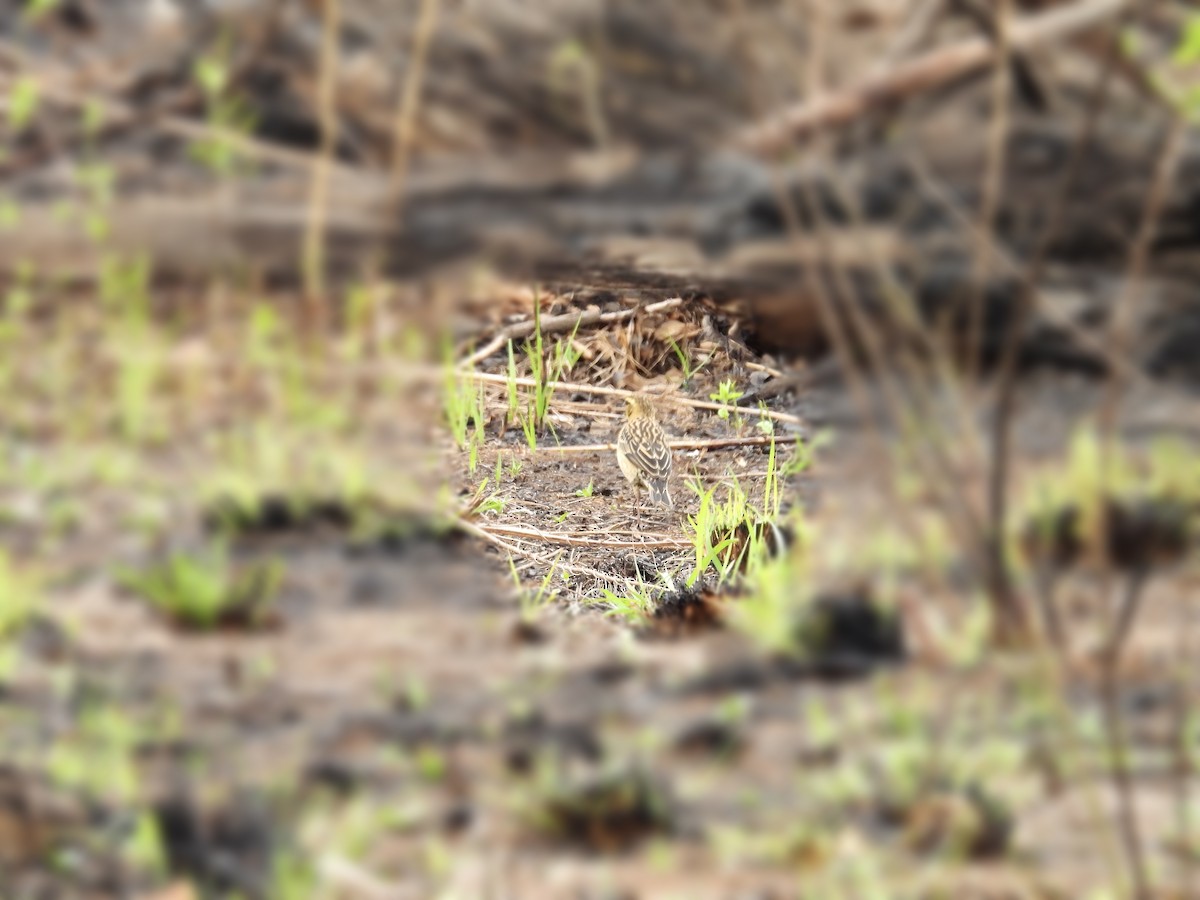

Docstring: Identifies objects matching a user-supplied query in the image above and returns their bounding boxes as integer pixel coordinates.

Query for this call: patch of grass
[509,552,562,623]
[518,295,566,448]
[203,427,417,531]
[729,550,808,655]
[99,253,151,322]
[48,703,144,804]
[1016,426,1198,650]
[121,811,167,876]
[685,477,756,585]
[113,326,164,442]
[269,851,319,900]
[900,782,1015,861]
[524,300,550,428]
[550,320,583,381]
[708,822,831,869]
[1147,436,1200,499]
[462,478,505,517]
[7,74,40,132]
[189,39,257,175]
[728,543,904,671]
[203,425,293,515]
[0,550,40,642]
[520,407,540,452]
[341,282,376,361]
[683,438,812,587]
[592,582,657,624]
[524,765,674,852]
[443,346,487,459]
[117,542,283,631]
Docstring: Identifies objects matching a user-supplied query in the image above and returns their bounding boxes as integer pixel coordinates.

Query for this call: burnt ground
[0,284,1198,900]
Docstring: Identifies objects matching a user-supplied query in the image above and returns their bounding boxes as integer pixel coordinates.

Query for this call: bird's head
[624,395,656,420]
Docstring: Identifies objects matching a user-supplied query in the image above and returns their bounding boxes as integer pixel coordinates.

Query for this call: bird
[617,395,673,513]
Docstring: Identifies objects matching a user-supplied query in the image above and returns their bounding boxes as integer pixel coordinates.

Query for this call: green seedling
[462,478,505,517]
[520,410,539,452]
[122,812,166,875]
[521,296,559,444]
[7,76,39,132]
[575,480,595,498]
[550,316,583,382]
[506,340,521,426]
[710,379,744,425]
[23,0,63,22]
[189,42,256,174]
[99,253,150,322]
[115,333,163,442]
[763,437,781,520]
[343,282,375,360]
[247,302,284,370]
[669,338,709,389]
[80,163,116,240]
[442,357,487,454]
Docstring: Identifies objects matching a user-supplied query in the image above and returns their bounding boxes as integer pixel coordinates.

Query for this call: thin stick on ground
[479,524,691,551]
[457,518,620,583]
[460,298,685,369]
[1094,119,1185,900]
[1099,647,1151,900]
[967,0,1012,383]
[508,435,788,455]
[451,371,806,428]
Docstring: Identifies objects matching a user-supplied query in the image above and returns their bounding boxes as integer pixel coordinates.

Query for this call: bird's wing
[620,420,672,479]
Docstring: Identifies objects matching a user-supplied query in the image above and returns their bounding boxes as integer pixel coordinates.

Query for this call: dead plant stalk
[302,0,341,326]
[1096,115,1186,900]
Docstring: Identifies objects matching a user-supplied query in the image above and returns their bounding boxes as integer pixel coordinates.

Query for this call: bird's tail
[648,479,673,510]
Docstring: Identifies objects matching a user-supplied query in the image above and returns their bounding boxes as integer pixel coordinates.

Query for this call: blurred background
[1,1,1199,897]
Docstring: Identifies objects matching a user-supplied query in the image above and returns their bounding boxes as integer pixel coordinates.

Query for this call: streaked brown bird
[617,395,673,512]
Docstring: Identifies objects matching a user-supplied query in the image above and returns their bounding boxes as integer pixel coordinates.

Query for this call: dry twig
[455,371,806,428]
[459,298,684,369]
[477,524,691,551]
[737,0,1131,153]
[507,435,790,455]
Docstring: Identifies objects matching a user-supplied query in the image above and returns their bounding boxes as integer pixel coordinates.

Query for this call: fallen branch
[737,0,1130,154]
[477,523,691,550]
[457,518,627,580]
[459,297,684,369]
[454,370,807,428]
